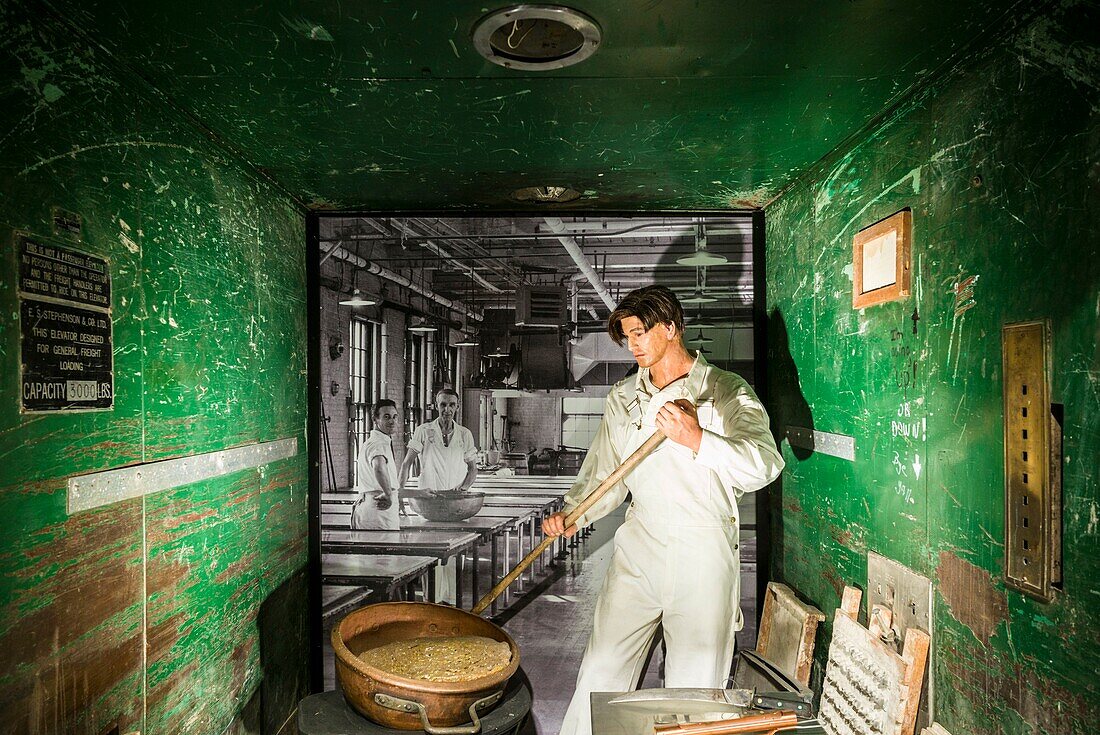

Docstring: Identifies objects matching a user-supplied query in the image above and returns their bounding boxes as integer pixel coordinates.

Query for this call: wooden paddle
[471,431,666,615]
[653,710,799,734]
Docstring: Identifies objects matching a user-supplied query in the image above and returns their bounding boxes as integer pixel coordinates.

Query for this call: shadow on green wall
[250,567,310,733]
[766,309,814,581]
[766,309,814,459]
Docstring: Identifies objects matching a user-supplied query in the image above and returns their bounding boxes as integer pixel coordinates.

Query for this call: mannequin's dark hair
[607,285,685,346]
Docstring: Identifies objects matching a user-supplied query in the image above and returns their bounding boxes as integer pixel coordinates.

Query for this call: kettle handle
[374,691,504,735]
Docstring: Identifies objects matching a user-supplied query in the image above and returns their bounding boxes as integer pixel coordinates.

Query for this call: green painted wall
[0,3,308,734]
[765,3,1098,733]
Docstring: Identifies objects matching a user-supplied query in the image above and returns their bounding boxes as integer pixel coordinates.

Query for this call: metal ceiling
[319,215,754,324]
[40,0,1024,211]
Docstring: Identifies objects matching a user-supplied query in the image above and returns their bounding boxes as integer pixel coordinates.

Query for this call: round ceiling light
[687,330,713,344]
[688,313,717,329]
[676,251,728,267]
[681,290,718,305]
[339,289,378,307]
[510,185,582,204]
[472,5,602,71]
[452,331,480,348]
[407,317,437,333]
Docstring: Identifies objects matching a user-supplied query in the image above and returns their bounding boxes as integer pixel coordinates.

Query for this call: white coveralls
[558,352,784,735]
[407,418,479,603]
[351,429,400,531]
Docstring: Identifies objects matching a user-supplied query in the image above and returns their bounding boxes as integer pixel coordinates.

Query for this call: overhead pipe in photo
[380,319,388,399]
[543,216,617,312]
[321,241,483,321]
[565,275,601,320]
[388,219,504,294]
[411,217,525,285]
[329,219,752,243]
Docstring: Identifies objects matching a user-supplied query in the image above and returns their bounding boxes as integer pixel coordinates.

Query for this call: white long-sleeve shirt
[563,352,784,528]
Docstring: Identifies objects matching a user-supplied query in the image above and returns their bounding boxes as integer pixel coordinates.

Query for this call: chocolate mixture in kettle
[358,635,512,682]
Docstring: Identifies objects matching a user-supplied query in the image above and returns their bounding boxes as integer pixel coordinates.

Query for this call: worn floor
[498,506,643,735]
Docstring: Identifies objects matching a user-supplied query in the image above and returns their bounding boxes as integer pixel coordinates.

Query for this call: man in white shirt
[542,285,784,735]
[351,399,401,531]
[399,388,479,603]
[400,388,478,494]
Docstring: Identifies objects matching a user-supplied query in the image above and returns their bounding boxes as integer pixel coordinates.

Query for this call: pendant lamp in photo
[339,288,378,307]
[676,221,727,267]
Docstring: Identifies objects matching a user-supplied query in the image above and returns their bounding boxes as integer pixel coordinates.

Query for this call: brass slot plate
[1002,321,1056,600]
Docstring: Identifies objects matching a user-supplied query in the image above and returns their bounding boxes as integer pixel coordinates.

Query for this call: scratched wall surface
[0,3,308,734]
[765,3,1098,733]
[41,0,1026,211]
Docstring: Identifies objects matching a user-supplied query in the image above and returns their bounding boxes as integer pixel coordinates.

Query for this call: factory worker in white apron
[543,285,784,735]
[351,399,402,531]
[399,387,479,604]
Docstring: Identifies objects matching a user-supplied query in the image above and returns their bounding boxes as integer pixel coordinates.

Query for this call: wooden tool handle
[653,711,799,734]
[471,431,666,615]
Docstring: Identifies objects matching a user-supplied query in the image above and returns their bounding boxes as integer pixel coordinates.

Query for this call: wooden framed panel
[756,582,825,686]
[819,586,929,735]
[853,209,912,309]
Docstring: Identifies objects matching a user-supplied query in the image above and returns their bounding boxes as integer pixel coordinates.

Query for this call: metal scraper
[607,688,755,714]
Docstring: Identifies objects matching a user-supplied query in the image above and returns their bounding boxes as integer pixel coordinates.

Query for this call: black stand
[299,672,532,735]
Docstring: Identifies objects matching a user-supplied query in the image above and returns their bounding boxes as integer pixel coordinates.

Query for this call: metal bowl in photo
[408,491,485,522]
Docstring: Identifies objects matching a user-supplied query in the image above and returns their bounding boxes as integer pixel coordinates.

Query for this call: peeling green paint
[766,2,1099,732]
[40,82,63,102]
[0,3,308,733]
[281,15,335,43]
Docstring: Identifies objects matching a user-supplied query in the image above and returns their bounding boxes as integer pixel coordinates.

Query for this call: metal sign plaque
[19,237,110,308]
[51,207,83,239]
[18,237,113,412]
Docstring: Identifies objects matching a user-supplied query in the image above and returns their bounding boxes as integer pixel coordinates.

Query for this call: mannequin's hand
[542,511,578,539]
[655,399,702,452]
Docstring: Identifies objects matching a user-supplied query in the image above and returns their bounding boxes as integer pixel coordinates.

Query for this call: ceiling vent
[472,5,602,71]
[515,285,567,327]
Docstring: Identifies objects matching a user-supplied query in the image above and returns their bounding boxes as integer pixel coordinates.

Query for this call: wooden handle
[653,711,798,734]
[471,431,666,615]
